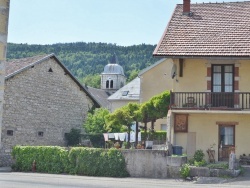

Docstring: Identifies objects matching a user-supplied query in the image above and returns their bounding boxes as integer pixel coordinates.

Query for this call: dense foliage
[106,103,141,132]
[7,42,157,87]
[83,91,170,136]
[141,131,167,141]
[12,146,129,177]
[65,128,81,146]
[68,147,128,177]
[83,108,110,133]
[12,146,68,173]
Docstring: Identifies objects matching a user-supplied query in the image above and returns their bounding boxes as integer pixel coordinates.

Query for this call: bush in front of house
[12,146,68,173]
[12,146,129,177]
[68,147,128,177]
[188,149,207,167]
[180,163,191,179]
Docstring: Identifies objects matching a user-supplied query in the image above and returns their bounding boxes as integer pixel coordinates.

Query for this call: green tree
[127,69,139,82]
[81,74,101,88]
[83,108,110,133]
[7,42,157,84]
[138,91,170,139]
[106,102,141,146]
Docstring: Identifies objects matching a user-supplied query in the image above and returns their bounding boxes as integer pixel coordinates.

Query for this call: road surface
[0,172,250,188]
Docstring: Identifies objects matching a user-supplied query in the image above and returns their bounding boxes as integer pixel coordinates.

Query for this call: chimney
[183,0,191,15]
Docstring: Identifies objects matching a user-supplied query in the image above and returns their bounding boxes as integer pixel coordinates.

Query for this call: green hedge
[12,146,68,173]
[68,148,128,177]
[12,146,129,177]
[141,131,167,141]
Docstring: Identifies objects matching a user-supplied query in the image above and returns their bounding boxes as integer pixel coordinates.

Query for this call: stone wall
[0,58,94,166]
[121,150,188,179]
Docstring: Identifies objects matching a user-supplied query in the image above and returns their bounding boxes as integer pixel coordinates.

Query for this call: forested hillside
[7,42,157,88]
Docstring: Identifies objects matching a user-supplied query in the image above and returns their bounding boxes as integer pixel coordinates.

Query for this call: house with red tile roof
[153,0,250,161]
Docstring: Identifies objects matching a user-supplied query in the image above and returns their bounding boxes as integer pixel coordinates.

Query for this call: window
[219,125,235,146]
[106,80,109,88]
[212,65,234,92]
[161,124,167,131]
[212,65,234,107]
[110,80,113,88]
[122,91,129,96]
[218,124,235,161]
[7,130,13,136]
[38,131,44,137]
[48,68,53,72]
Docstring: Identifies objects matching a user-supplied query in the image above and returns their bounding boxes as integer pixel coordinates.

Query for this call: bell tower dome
[101,53,126,93]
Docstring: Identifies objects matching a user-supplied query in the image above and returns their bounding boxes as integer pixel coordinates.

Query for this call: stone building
[87,53,126,110]
[0,54,99,166]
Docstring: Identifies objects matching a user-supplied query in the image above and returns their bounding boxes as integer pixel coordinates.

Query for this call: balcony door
[212,65,234,107]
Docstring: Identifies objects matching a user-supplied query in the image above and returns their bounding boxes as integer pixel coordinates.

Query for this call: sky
[8,0,246,46]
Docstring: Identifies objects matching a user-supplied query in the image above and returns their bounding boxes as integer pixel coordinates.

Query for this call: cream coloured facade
[165,58,250,161]
[139,58,173,130]
[153,1,250,162]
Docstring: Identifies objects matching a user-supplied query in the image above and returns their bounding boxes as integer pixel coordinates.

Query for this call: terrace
[170,92,250,111]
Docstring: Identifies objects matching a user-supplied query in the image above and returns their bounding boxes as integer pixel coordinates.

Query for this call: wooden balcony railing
[170,92,250,110]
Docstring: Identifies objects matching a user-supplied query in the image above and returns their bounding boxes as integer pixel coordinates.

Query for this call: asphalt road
[1,172,250,188]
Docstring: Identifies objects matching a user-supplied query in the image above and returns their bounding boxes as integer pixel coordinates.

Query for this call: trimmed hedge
[12,146,129,177]
[12,146,68,173]
[141,131,167,141]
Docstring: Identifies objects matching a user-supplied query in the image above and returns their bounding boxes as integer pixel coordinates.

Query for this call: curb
[0,167,12,172]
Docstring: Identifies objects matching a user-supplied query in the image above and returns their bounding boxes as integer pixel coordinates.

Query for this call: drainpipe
[0,0,10,150]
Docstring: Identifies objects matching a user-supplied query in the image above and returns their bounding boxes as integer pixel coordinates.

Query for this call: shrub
[193,149,205,162]
[68,147,129,177]
[206,162,228,169]
[188,149,206,167]
[12,146,129,177]
[88,133,105,148]
[65,128,81,146]
[180,164,190,179]
[194,159,207,167]
[12,146,68,173]
[141,131,166,141]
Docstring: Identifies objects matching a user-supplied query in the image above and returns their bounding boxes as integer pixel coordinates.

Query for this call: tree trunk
[127,125,131,148]
[135,121,139,146]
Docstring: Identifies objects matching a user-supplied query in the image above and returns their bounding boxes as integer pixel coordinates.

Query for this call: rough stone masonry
[0,55,96,166]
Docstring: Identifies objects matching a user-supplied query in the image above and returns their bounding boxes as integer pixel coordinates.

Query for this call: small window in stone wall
[48,68,53,72]
[7,130,13,136]
[38,131,44,137]
[64,133,69,140]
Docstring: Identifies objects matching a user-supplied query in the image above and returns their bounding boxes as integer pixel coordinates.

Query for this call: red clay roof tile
[153,1,250,57]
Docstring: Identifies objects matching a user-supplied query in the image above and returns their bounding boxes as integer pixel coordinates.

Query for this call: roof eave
[152,54,250,60]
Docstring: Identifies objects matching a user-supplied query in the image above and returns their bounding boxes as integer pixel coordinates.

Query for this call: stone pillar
[166,110,173,155]
[0,0,9,149]
[229,151,236,170]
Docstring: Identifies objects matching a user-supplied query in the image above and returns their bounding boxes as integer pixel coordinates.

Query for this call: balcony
[170,92,250,110]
